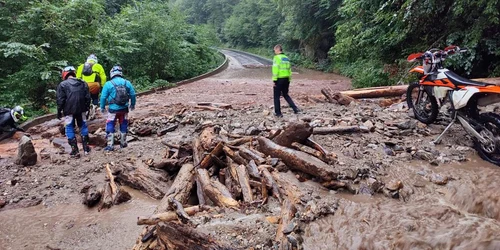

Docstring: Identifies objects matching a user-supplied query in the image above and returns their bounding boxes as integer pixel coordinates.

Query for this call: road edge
[20,51,229,130]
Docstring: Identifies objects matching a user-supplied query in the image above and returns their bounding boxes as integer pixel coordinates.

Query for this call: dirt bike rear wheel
[406,83,438,124]
[475,112,500,166]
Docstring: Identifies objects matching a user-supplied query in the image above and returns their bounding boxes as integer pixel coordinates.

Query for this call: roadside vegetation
[1,0,499,116]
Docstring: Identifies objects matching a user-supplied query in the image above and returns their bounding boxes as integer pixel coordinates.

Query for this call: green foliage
[0,0,222,116]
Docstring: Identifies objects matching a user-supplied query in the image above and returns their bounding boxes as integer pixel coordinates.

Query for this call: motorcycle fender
[452,87,480,109]
[409,66,424,74]
[477,94,500,106]
[433,86,452,100]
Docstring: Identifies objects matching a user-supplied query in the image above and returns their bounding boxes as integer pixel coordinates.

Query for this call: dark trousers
[90,93,99,105]
[273,78,298,115]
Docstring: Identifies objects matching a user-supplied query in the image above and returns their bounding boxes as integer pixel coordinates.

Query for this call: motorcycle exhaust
[457,115,486,143]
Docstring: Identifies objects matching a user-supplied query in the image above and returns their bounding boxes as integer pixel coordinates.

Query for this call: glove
[273,80,277,87]
[57,110,62,120]
[130,106,135,111]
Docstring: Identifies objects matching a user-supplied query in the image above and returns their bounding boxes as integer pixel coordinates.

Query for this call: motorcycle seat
[445,71,493,87]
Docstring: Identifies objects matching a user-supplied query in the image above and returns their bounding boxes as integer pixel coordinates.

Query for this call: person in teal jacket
[100,65,136,151]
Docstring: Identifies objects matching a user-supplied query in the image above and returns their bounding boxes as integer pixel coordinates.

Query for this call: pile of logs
[84,121,396,249]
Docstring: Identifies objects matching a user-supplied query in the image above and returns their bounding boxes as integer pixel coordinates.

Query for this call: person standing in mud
[272,44,300,117]
[76,54,107,119]
[56,66,92,158]
[100,65,136,152]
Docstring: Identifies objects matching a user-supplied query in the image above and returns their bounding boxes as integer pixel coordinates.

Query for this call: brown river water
[0,188,158,250]
[304,155,500,250]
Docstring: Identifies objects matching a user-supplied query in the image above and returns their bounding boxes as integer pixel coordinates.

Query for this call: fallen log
[304,138,328,158]
[340,85,408,99]
[275,199,297,250]
[193,105,224,111]
[116,163,171,200]
[200,126,219,151]
[226,159,242,199]
[312,125,370,135]
[321,88,355,105]
[259,166,282,202]
[156,222,233,250]
[195,102,233,109]
[272,122,312,148]
[239,147,266,164]
[291,142,325,162]
[196,168,239,208]
[226,136,253,146]
[199,141,224,169]
[222,146,247,165]
[168,197,192,225]
[246,160,262,179]
[236,165,254,202]
[148,158,188,173]
[258,137,338,181]
[155,163,196,213]
[105,163,131,205]
[138,205,213,225]
[192,138,208,205]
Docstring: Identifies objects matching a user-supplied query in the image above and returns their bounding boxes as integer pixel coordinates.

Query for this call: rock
[363,120,375,131]
[414,150,435,161]
[383,146,395,156]
[429,174,448,185]
[246,126,260,135]
[265,216,280,224]
[397,120,417,130]
[15,136,37,166]
[262,110,270,116]
[39,148,51,160]
[386,180,403,191]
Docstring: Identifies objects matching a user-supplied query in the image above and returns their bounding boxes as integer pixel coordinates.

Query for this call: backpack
[110,80,130,105]
[82,62,94,76]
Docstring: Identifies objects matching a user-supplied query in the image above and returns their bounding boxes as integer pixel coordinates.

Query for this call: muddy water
[303,155,500,250]
[0,188,158,250]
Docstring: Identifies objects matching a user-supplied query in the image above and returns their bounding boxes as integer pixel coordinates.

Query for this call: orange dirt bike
[406,45,500,166]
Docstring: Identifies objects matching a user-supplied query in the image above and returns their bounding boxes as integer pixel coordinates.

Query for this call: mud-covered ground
[1,53,500,250]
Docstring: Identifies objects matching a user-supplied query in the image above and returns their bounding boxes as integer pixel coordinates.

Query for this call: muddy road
[1,50,500,250]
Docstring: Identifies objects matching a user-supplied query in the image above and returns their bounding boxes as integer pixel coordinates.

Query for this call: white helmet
[87,54,98,64]
[110,65,123,79]
[10,106,26,122]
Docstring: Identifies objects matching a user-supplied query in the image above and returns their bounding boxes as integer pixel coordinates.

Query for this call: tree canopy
[1,0,499,115]
[0,0,223,114]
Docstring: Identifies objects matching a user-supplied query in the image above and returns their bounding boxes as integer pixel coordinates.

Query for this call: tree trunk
[313,125,370,135]
[272,122,312,148]
[258,137,338,181]
[156,222,233,250]
[340,85,408,99]
[196,168,239,208]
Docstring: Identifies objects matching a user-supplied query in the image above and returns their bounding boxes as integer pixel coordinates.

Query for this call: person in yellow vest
[272,44,300,117]
[76,54,107,119]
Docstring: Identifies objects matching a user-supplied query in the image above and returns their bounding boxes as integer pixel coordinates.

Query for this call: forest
[1,0,499,115]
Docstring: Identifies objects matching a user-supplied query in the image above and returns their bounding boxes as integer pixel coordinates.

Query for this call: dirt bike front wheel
[475,112,500,167]
[406,83,438,124]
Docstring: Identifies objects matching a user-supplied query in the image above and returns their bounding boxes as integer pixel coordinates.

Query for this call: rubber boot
[120,132,128,148]
[104,133,114,152]
[68,138,80,158]
[82,135,91,155]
